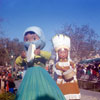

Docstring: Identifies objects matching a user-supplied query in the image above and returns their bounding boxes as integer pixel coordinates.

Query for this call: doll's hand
[34,48,40,55]
[62,67,70,72]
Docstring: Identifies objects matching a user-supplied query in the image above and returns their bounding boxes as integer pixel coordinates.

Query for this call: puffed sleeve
[40,50,51,60]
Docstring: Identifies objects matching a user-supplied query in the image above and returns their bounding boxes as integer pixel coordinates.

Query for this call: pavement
[80,89,100,100]
[15,80,100,100]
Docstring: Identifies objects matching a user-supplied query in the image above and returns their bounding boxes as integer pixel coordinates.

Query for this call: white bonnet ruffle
[24,26,45,41]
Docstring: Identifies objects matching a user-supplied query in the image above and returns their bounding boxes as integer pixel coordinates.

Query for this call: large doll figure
[52,34,81,100]
[16,26,66,100]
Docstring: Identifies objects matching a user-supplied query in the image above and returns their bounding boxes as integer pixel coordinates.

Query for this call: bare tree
[57,24,100,63]
[0,38,24,66]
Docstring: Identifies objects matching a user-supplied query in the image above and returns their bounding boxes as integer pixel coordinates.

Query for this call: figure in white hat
[52,34,81,100]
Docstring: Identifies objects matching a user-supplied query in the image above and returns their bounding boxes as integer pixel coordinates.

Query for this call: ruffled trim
[64,93,81,100]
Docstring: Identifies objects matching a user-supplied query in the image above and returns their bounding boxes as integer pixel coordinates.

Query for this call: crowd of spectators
[0,65,24,94]
[77,61,100,82]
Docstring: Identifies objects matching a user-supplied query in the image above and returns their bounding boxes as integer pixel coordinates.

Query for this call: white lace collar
[57,61,70,67]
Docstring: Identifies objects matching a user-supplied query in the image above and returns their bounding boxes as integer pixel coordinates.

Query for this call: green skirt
[16,66,65,100]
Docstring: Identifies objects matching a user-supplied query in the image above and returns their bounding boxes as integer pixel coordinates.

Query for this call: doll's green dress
[16,51,66,100]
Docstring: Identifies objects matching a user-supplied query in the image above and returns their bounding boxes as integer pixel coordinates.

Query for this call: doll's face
[24,33,40,42]
[21,51,26,58]
[58,48,68,60]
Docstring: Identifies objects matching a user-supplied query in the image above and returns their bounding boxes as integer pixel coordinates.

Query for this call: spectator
[7,73,15,93]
